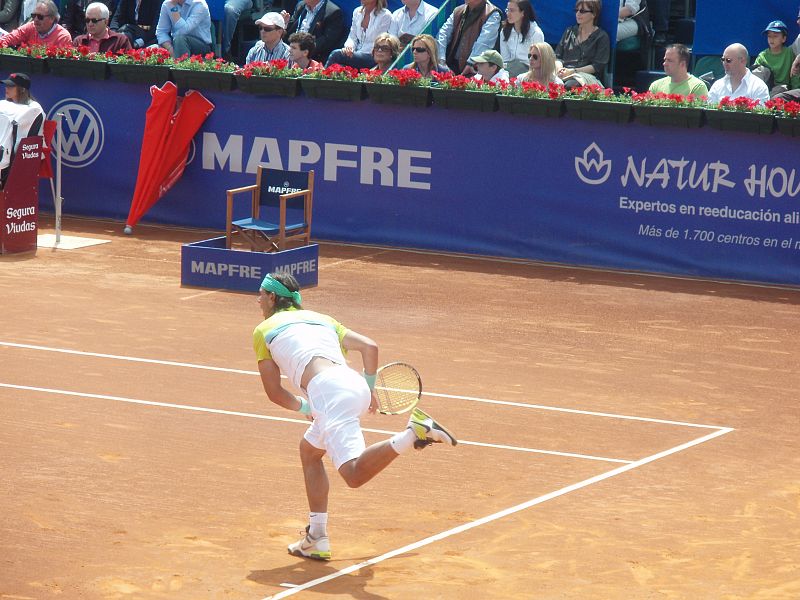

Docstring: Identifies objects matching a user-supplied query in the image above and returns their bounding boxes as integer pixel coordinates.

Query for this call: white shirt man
[707,43,769,105]
[388,0,436,45]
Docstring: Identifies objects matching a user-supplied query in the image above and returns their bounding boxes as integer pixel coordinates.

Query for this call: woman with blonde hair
[403,33,449,77]
[517,41,562,85]
[370,32,401,72]
[325,0,391,68]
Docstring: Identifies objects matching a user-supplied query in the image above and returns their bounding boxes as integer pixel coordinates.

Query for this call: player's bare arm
[258,358,303,411]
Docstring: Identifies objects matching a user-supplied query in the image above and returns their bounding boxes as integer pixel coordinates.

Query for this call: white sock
[309,512,328,538]
[389,428,416,455]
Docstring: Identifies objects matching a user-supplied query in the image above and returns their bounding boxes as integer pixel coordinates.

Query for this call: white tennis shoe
[288,526,331,561]
[407,408,458,448]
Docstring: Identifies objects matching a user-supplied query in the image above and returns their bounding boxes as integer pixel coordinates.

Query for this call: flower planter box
[633,105,705,129]
[47,57,110,80]
[431,88,497,112]
[366,83,432,107]
[109,62,172,85]
[564,99,633,123]
[300,78,366,101]
[235,74,301,97]
[775,116,800,137]
[0,53,48,74]
[496,95,565,118]
[171,68,236,92]
[705,110,775,135]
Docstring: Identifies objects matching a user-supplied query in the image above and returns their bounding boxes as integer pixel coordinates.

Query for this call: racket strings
[376,367,420,413]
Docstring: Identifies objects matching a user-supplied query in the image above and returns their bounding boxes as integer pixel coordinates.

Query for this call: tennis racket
[374,362,422,415]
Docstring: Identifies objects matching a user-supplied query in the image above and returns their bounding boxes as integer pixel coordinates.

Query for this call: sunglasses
[528,53,539,59]
[258,25,279,32]
[85,17,105,23]
[31,12,50,19]
[721,57,735,63]
[374,44,391,52]
[574,8,592,14]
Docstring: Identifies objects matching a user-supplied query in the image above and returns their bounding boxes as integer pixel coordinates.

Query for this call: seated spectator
[370,31,399,72]
[111,0,160,48]
[221,0,250,59]
[62,0,116,38]
[471,48,508,83]
[554,0,610,89]
[648,43,707,96]
[616,0,639,43]
[707,43,769,106]
[499,0,543,78]
[404,32,448,76]
[246,12,290,64]
[281,0,346,64]
[437,0,501,75]
[0,0,72,49]
[155,0,212,58]
[288,31,321,69]
[388,0,435,47]
[753,20,799,97]
[516,41,562,85]
[775,6,800,102]
[325,0,391,68]
[74,2,131,52]
[0,0,22,34]
[2,72,42,137]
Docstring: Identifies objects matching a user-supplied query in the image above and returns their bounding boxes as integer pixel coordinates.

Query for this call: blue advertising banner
[36,77,800,287]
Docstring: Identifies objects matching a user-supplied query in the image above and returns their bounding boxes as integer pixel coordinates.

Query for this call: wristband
[297,396,311,415]
[363,371,376,391]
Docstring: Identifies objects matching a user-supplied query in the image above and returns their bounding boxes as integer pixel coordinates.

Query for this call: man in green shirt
[648,44,708,97]
[754,20,800,95]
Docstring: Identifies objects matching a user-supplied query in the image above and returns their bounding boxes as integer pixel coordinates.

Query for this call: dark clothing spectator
[62,0,117,38]
[0,0,21,33]
[284,0,345,64]
[555,24,610,85]
[110,0,161,47]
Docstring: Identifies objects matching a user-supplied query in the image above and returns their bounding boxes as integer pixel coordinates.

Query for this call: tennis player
[254,271,456,560]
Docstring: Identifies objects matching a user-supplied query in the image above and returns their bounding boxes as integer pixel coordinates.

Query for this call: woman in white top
[499,0,544,78]
[516,41,563,86]
[325,0,392,69]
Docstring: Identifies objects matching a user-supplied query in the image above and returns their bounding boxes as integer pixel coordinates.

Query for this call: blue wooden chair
[225,167,314,252]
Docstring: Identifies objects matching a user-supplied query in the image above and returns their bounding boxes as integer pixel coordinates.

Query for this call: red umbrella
[125,82,179,233]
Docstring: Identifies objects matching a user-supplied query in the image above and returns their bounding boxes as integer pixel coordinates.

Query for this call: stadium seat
[692,55,724,87]
[225,167,314,252]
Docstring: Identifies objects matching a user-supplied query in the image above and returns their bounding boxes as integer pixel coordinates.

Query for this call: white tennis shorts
[304,365,371,470]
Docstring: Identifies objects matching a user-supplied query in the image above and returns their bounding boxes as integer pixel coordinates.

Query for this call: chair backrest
[257,167,311,212]
[693,54,724,85]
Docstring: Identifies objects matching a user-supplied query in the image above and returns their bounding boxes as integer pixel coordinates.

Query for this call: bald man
[707,43,769,105]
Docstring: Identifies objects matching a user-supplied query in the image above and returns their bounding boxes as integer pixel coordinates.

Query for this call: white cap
[255,12,285,28]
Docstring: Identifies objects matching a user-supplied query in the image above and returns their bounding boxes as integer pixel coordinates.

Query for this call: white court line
[0,342,728,431]
[262,426,734,600]
[0,383,630,463]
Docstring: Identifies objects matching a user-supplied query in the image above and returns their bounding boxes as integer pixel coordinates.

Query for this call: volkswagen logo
[46,98,104,168]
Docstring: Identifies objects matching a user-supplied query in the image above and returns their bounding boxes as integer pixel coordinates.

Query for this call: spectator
[74,2,131,52]
[245,12,290,63]
[499,0,543,78]
[282,0,346,64]
[221,0,250,59]
[404,32,448,76]
[616,0,639,43]
[2,72,42,137]
[554,0,610,89]
[648,43,707,96]
[387,0,435,47]
[471,48,508,83]
[111,0,161,48]
[155,0,212,58]
[62,0,116,38]
[288,31,321,69]
[775,6,800,102]
[516,40,562,85]
[707,43,769,106]
[0,0,22,34]
[0,0,71,49]
[437,0,502,76]
[753,20,799,96]
[370,31,399,71]
[649,0,671,45]
[325,0,390,69]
